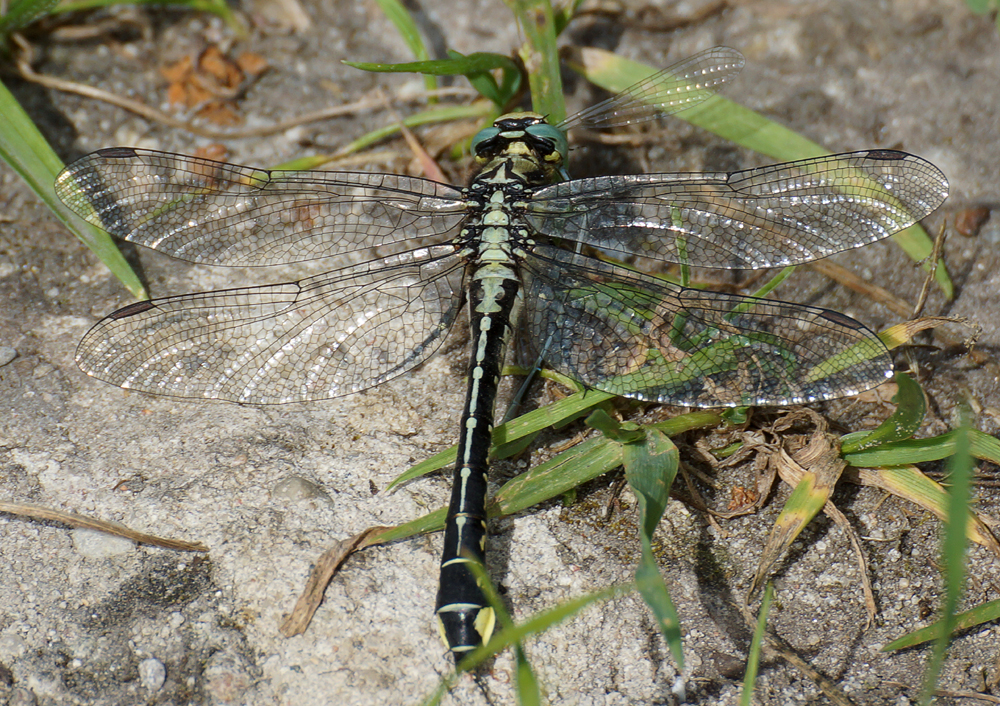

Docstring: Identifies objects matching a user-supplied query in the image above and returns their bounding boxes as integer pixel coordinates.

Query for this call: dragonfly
[55,46,948,659]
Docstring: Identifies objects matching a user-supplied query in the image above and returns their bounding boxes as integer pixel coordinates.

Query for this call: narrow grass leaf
[844,428,1000,467]
[747,265,795,300]
[0,0,59,36]
[387,388,617,488]
[883,597,1000,651]
[491,432,540,461]
[506,0,565,123]
[586,408,643,443]
[919,419,973,704]
[514,644,541,706]
[53,0,245,35]
[0,77,145,297]
[840,372,926,453]
[741,583,774,706]
[552,0,586,34]
[345,52,517,78]
[649,410,725,436]
[359,507,446,547]
[623,428,683,667]
[421,583,631,705]
[476,584,630,665]
[371,0,437,96]
[492,435,624,516]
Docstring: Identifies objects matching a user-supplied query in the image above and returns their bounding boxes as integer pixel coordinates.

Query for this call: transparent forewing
[55,148,469,267]
[525,150,949,270]
[558,46,745,131]
[76,245,468,403]
[519,246,892,407]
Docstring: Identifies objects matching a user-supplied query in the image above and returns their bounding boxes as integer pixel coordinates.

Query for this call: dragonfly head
[471,112,569,183]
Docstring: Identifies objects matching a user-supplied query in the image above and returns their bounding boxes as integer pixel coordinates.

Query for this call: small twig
[397,117,447,182]
[807,259,913,318]
[0,501,207,551]
[279,526,388,637]
[913,219,948,318]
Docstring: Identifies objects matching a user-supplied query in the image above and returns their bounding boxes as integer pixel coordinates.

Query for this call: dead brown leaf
[161,47,269,125]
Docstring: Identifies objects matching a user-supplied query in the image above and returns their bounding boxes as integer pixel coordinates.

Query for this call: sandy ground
[2,0,1000,704]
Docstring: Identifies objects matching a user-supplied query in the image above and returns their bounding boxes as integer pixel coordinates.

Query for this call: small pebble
[0,347,16,367]
[271,475,325,502]
[203,650,252,703]
[138,658,166,691]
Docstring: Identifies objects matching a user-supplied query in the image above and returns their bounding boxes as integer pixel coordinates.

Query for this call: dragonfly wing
[526,150,949,269]
[56,147,468,267]
[76,245,468,403]
[558,46,745,130]
[520,246,892,407]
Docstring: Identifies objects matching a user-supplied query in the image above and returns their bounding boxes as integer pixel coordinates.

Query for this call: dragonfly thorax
[470,112,568,186]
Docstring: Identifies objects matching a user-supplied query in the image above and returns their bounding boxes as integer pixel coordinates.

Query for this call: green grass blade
[883,597,1000,651]
[747,265,795,300]
[969,428,1000,463]
[551,0,586,34]
[420,581,631,704]
[919,418,972,704]
[375,437,622,546]
[421,586,629,703]
[52,0,245,36]
[371,0,437,96]
[0,77,145,298]
[492,435,623,516]
[373,0,429,60]
[514,643,541,706]
[585,408,643,443]
[623,427,683,667]
[359,507,446,547]
[438,560,538,704]
[565,48,952,298]
[840,372,926,453]
[387,445,455,487]
[0,0,59,36]
[845,437,956,467]
[458,583,630,671]
[741,583,774,705]
[843,428,1000,467]
[345,52,518,78]
[648,410,725,436]
[387,388,617,488]
[506,0,565,123]
[347,51,521,109]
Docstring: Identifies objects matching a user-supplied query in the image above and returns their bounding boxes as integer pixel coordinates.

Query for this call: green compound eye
[470,126,500,156]
[525,122,568,162]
